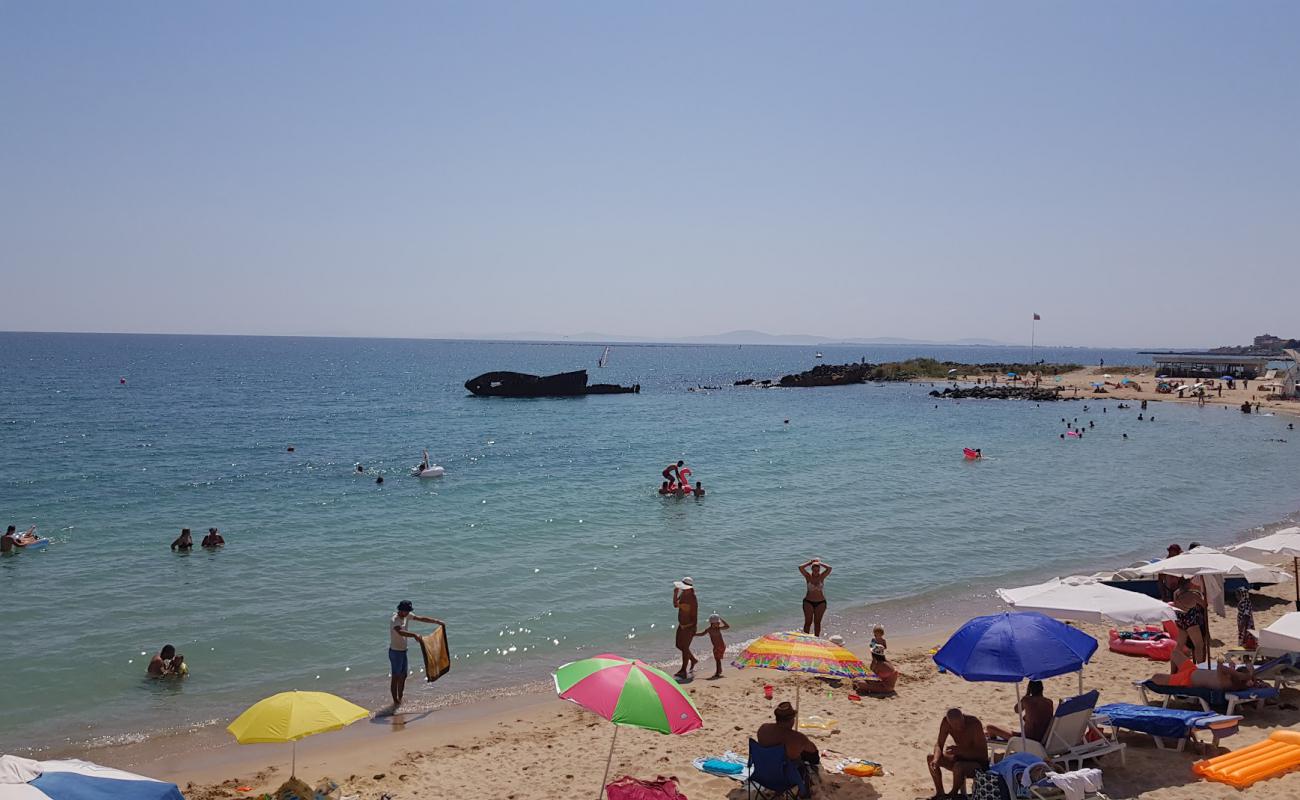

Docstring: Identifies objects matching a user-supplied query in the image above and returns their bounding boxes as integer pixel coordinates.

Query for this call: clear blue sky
[3,2,1296,347]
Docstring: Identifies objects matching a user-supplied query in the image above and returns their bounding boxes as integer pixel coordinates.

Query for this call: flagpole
[1030,316,1036,365]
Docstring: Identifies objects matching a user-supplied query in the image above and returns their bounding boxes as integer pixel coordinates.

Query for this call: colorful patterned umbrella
[554,654,702,798]
[732,631,872,679]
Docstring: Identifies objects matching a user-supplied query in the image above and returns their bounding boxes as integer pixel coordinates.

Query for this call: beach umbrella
[1258,612,1300,654]
[997,576,1176,625]
[227,691,368,777]
[1229,527,1300,610]
[934,612,1097,683]
[554,654,702,799]
[732,631,872,679]
[0,755,184,800]
[1135,551,1289,584]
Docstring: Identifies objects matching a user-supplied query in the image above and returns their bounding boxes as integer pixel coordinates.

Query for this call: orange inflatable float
[1194,729,1300,788]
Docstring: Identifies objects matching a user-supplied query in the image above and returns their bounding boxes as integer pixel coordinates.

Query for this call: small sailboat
[815,352,824,359]
[598,346,611,368]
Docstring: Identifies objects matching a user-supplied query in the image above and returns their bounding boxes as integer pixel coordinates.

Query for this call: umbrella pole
[597,726,618,800]
[1284,556,1294,613]
[1017,681,1024,744]
[795,684,800,731]
[292,740,296,779]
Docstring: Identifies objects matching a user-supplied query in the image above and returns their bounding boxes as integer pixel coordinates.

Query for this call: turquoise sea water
[3,333,1298,752]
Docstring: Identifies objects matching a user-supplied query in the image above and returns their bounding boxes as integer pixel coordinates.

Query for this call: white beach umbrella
[0,755,184,800]
[1257,612,1300,655]
[997,576,1176,625]
[1135,551,1289,584]
[1229,527,1300,610]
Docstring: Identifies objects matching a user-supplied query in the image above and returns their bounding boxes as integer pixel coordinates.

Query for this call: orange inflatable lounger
[1193,729,1300,789]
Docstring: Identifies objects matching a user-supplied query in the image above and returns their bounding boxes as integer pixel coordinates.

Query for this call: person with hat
[756,702,819,798]
[693,613,730,679]
[672,577,699,680]
[388,600,443,707]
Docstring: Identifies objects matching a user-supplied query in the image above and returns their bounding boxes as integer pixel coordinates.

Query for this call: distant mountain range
[473,329,1012,347]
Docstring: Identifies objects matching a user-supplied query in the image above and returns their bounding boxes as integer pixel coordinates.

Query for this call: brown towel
[417,624,451,682]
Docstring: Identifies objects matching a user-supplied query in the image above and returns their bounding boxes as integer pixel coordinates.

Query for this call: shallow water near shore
[3,333,1299,754]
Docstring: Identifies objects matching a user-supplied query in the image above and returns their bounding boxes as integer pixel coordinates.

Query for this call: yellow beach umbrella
[227,690,369,776]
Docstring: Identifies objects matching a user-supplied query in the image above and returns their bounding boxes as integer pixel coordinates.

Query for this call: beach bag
[605,776,687,800]
[971,768,1011,800]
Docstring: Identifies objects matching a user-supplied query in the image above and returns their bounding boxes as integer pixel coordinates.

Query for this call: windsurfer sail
[598,346,611,368]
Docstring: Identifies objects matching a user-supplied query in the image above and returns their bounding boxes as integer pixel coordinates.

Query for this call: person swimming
[658,481,671,495]
[693,481,705,497]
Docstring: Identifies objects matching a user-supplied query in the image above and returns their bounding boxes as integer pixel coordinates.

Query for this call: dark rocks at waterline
[778,363,876,388]
[930,386,1073,402]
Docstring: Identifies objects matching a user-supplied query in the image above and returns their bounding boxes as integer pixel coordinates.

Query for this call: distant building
[1144,352,1271,379]
[1254,334,1285,350]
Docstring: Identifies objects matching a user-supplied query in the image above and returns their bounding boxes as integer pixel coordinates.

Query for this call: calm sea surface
[3,333,1298,752]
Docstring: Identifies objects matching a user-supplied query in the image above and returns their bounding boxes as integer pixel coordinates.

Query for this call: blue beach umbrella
[934,612,1097,682]
[0,756,185,800]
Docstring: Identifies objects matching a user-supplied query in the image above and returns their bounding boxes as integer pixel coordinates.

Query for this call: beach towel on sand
[417,625,451,682]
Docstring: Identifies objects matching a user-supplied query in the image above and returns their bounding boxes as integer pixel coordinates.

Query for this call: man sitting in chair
[1149,643,1260,691]
[756,702,819,798]
[985,680,1054,745]
[926,708,988,800]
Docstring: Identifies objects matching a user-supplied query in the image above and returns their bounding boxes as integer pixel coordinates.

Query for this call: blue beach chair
[1135,679,1278,716]
[745,739,804,800]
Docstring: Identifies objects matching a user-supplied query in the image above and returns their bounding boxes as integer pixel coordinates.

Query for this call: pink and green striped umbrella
[554,653,702,734]
[555,654,703,799]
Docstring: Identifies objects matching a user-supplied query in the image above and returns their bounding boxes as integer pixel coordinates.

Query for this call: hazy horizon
[4,3,1297,348]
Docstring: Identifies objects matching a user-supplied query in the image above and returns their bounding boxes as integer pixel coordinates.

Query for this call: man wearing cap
[672,577,699,680]
[756,702,819,798]
[389,600,443,707]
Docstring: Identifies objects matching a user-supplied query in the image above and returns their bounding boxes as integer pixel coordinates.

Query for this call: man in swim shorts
[389,600,444,707]
[662,460,684,485]
[927,708,988,800]
[147,644,185,677]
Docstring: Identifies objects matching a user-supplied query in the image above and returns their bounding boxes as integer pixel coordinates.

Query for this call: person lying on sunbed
[1149,644,1259,691]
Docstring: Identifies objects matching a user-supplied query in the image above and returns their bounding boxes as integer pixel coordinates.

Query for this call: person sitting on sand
[693,613,730,679]
[926,708,988,800]
[799,558,832,637]
[985,680,1054,745]
[853,650,899,695]
[1150,644,1259,691]
[756,702,819,798]
[170,528,193,551]
[201,527,225,548]
[147,644,185,678]
[673,577,699,679]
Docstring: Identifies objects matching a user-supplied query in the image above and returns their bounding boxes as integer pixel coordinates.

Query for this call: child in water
[695,613,730,679]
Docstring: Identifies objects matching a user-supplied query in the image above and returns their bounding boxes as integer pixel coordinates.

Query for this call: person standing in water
[672,577,699,679]
[388,600,444,707]
[170,528,193,551]
[799,558,832,637]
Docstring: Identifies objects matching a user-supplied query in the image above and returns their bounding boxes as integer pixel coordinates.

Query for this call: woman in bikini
[1172,584,1207,664]
[799,558,832,637]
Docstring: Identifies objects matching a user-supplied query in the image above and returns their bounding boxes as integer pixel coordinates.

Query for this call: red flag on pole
[1033,313,1041,320]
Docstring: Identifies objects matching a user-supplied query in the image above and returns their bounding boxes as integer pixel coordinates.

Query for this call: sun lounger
[1134,679,1278,716]
[1094,702,1241,752]
[1005,690,1126,771]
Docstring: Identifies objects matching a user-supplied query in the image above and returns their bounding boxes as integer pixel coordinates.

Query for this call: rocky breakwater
[777,362,877,388]
[930,385,1073,402]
